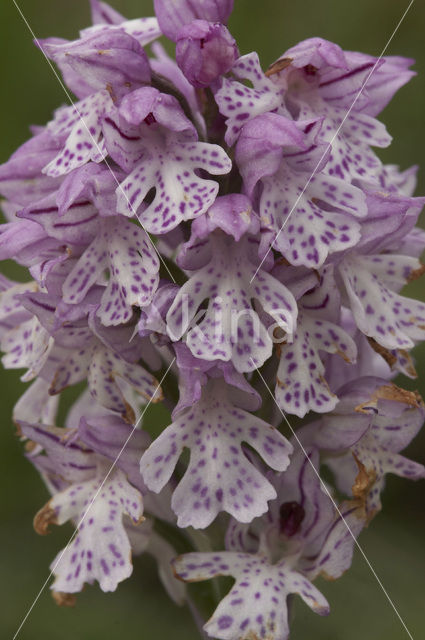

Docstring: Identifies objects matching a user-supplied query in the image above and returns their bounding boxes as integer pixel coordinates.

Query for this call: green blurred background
[1,1,424,638]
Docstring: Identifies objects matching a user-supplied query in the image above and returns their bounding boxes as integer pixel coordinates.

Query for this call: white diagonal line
[11,0,176,284]
[12,357,176,640]
[8,6,178,635]
[250,0,415,283]
[252,361,415,640]
[8,2,417,639]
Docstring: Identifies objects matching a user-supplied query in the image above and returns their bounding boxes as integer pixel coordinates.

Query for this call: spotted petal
[43,90,113,177]
[167,236,297,372]
[37,465,143,593]
[318,107,389,183]
[276,313,356,417]
[260,167,366,267]
[215,52,283,145]
[173,551,329,640]
[1,316,52,381]
[116,140,231,233]
[339,254,425,350]
[63,217,159,325]
[353,433,425,515]
[13,378,59,424]
[314,381,425,515]
[141,379,292,528]
[87,346,161,421]
[87,4,161,47]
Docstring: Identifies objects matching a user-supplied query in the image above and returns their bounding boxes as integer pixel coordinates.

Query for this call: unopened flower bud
[176,20,238,88]
[154,0,234,41]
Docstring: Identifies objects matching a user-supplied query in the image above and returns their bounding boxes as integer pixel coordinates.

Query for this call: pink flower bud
[176,20,238,88]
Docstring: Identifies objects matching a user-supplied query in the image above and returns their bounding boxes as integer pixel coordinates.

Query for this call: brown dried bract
[276,376,287,389]
[14,421,23,437]
[33,502,57,536]
[52,591,77,607]
[355,383,423,413]
[320,570,338,582]
[151,382,164,404]
[368,340,417,378]
[274,343,283,359]
[137,375,164,406]
[106,82,117,103]
[24,440,38,453]
[336,347,352,364]
[123,399,136,425]
[49,369,68,396]
[318,374,335,395]
[265,57,293,77]
[367,337,397,368]
[407,262,425,283]
[397,349,417,378]
[352,454,376,502]
[275,256,291,267]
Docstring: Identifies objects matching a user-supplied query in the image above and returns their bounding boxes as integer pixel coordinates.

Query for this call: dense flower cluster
[2,0,425,637]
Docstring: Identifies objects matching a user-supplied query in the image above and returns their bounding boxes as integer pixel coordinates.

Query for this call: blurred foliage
[0,1,424,638]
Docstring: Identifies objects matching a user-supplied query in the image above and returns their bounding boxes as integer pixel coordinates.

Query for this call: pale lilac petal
[276,314,356,417]
[90,0,125,25]
[84,15,161,48]
[235,113,308,197]
[154,0,234,41]
[340,254,425,350]
[63,217,159,325]
[354,433,425,515]
[141,379,292,528]
[88,347,161,420]
[43,91,113,177]
[0,220,47,262]
[19,194,99,245]
[118,87,196,134]
[114,138,231,233]
[167,236,297,372]
[45,466,143,593]
[40,30,151,100]
[301,501,365,580]
[353,54,415,117]
[145,532,186,605]
[260,168,366,267]
[19,422,96,483]
[0,129,60,206]
[173,552,329,640]
[279,38,347,74]
[78,414,150,493]
[215,53,282,146]
[150,42,206,134]
[13,378,59,424]
[1,316,52,380]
